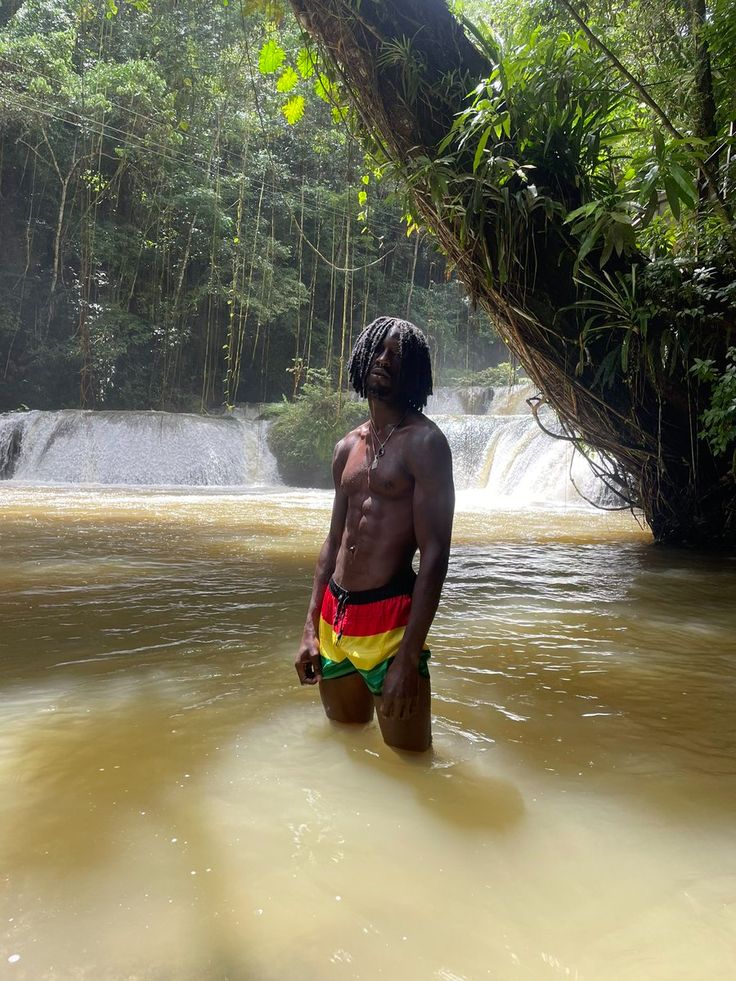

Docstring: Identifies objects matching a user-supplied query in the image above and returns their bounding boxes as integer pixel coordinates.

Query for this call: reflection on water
[1,486,736,979]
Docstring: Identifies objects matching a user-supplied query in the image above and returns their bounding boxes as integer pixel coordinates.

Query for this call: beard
[366,366,395,399]
[366,379,392,400]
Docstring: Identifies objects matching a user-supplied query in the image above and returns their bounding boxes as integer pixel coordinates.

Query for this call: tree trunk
[288,0,736,547]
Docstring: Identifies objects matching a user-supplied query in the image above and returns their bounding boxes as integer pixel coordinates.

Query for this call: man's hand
[295,627,322,685]
[380,657,419,720]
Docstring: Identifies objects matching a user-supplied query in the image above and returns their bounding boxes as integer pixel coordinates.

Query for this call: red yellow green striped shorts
[319,571,430,696]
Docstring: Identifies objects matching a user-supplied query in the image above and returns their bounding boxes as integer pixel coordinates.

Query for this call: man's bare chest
[341,436,413,501]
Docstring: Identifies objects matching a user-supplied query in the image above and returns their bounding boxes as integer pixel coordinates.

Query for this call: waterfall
[1,391,623,505]
[429,384,622,508]
[0,409,279,486]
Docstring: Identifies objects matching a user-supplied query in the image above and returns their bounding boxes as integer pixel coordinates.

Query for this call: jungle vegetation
[281,0,736,545]
[0,0,498,416]
[3,0,736,543]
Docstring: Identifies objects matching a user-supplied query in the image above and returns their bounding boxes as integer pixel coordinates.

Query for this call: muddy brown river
[1,486,735,979]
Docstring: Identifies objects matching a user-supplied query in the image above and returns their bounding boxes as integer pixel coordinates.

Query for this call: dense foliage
[434,10,736,451]
[0,0,499,412]
[285,0,736,543]
[447,0,736,505]
[265,368,366,485]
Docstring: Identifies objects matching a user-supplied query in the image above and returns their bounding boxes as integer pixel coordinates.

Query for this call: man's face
[366,326,402,401]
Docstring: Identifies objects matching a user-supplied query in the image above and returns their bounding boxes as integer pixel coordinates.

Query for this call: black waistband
[328,569,416,606]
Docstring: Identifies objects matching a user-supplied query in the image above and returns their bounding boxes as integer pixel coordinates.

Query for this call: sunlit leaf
[314,73,337,103]
[259,39,286,75]
[276,67,299,93]
[282,95,305,125]
[296,48,315,79]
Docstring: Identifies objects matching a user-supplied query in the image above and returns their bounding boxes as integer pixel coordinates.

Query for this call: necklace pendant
[378,446,385,457]
[370,457,379,471]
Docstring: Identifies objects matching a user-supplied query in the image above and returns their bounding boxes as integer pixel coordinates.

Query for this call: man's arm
[294,439,350,685]
[381,424,454,718]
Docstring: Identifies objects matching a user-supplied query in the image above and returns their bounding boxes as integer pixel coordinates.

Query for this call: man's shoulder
[403,412,452,475]
[405,412,448,447]
[340,419,369,445]
[334,420,368,458]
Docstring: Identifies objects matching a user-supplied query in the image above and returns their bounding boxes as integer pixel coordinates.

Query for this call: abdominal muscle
[332,492,417,591]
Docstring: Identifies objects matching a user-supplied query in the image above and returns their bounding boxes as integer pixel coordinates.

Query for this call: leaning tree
[286,0,736,546]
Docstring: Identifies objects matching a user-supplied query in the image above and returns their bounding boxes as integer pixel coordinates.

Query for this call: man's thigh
[319,671,375,724]
[374,676,432,753]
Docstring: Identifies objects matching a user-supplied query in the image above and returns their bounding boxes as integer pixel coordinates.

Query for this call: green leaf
[669,163,698,208]
[599,232,614,268]
[314,73,338,104]
[259,39,286,75]
[621,331,631,373]
[653,128,665,158]
[358,190,367,206]
[276,66,299,93]
[565,201,598,223]
[296,47,315,79]
[576,216,605,269]
[691,357,716,381]
[473,126,491,173]
[664,176,681,220]
[593,348,620,389]
[281,95,305,125]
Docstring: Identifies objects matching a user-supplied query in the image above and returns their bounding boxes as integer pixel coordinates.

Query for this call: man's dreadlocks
[348,316,433,411]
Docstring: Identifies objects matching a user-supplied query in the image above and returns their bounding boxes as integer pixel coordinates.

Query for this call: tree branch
[554,0,683,140]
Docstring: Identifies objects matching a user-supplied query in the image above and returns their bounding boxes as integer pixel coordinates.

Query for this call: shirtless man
[294,316,454,752]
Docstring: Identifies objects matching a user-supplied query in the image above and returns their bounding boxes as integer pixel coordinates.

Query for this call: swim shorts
[319,570,430,696]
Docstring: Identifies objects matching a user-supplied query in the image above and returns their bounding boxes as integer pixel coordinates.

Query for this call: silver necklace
[369,412,406,470]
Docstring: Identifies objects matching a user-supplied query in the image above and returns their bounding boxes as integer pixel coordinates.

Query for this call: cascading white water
[0,409,280,486]
[429,383,621,508]
[1,390,622,505]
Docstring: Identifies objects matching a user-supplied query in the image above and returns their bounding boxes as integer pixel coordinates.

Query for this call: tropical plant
[266,368,366,485]
[283,0,736,546]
